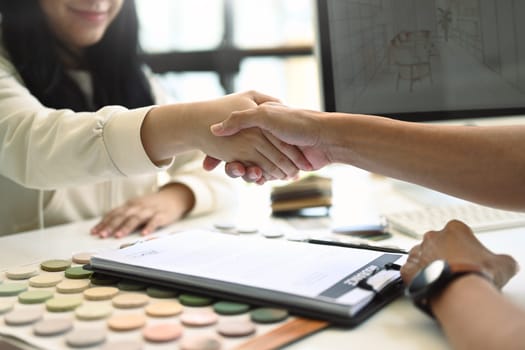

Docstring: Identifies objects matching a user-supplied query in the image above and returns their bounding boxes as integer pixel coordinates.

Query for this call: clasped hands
[203,91,329,184]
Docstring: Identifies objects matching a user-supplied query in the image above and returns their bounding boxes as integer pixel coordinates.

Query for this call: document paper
[90,230,403,317]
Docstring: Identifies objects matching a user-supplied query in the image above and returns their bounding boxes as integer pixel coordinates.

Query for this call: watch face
[408,260,448,294]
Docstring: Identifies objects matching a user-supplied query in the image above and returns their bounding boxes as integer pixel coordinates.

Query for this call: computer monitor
[316,0,525,122]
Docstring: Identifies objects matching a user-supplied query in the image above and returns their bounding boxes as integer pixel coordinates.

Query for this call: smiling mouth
[68,7,110,23]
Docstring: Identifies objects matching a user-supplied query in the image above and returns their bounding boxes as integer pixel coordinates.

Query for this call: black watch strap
[410,261,494,318]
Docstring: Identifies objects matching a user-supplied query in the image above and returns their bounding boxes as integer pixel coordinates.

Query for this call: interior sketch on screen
[325,0,525,116]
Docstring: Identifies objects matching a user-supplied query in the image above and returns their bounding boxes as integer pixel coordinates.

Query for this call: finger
[225,162,247,178]
[245,166,263,182]
[99,205,145,238]
[141,214,165,236]
[93,208,129,238]
[263,131,313,172]
[250,132,302,180]
[114,211,153,238]
[203,156,222,171]
[253,148,287,180]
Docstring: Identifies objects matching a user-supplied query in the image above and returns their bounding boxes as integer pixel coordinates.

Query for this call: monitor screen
[316,0,525,122]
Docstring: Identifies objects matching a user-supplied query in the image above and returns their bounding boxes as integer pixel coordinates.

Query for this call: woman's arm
[0,57,307,189]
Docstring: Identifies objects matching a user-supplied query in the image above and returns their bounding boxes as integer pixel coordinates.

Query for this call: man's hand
[206,102,332,182]
[401,220,519,289]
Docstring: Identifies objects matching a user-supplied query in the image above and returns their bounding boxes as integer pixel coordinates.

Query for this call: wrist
[321,113,349,164]
[160,182,196,215]
[430,273,496,320]
[407,260,494,318]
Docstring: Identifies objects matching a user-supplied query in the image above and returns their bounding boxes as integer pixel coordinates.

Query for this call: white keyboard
[384,203,525,238]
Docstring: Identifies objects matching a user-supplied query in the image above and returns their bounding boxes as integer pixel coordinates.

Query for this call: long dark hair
[0,0,154,111]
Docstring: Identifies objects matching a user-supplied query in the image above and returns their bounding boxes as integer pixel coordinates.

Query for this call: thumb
[250,91,281,105]
[211,109,262,136]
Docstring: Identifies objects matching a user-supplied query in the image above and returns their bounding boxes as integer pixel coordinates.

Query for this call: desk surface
[2,166,525,350]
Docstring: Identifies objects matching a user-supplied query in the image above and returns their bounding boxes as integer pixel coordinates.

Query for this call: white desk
[2,166,525,350]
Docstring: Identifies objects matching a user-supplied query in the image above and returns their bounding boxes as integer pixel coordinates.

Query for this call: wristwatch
[406,259,493,318]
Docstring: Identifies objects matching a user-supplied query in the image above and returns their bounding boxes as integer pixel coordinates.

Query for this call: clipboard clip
[357,265,402,294]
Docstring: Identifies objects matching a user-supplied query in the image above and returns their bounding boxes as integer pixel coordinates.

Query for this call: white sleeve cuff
[102,106,174,176]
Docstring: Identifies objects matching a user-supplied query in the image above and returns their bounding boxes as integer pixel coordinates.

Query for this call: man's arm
[400,220,521,350]
[212,104,525,211]
[432,274,525,350]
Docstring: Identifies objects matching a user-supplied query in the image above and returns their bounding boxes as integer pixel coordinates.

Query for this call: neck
[55,41,86,69]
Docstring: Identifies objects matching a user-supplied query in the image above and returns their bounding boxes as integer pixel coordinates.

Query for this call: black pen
[307,238,408,254]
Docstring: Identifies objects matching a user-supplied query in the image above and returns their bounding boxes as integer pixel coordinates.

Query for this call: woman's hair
[0,0,154,111]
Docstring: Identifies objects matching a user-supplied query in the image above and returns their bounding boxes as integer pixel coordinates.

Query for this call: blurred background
[135,0,320,110]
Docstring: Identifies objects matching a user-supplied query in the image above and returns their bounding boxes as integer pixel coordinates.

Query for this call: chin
[73,32,106,48]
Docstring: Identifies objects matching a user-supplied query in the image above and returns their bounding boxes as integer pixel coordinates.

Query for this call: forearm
[432,275,525,350]
[321,113,525,210]
[140,102,204,164]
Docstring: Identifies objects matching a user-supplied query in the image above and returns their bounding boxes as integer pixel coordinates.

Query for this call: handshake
[195,90,332,184]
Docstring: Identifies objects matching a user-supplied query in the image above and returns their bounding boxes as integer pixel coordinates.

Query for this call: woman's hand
[142,91,311,182]
[90,183,194,238]
[400,220,519,289]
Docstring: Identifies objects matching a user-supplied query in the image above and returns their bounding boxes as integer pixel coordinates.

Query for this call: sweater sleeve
[162,151,238,217]
[0,55,172,190]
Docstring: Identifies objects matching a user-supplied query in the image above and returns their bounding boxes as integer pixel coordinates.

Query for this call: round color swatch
[18,290,54,304]
[0,301,14,315]
[112,293,149,308]
[66,328,106,348]
[142,323,183,343]
[64,266,93,279]
[107,314,146,331]
[40,259,71,272]
[145,301,183,317]
[179,294,214,307]
[179,335,222,350]
[6,266,39,280]
[29,274,63,288]
[46,296,83,312]
[75,303,113,321]
[0,282,28,296]
[146,286,177,298]
[250,308,289,324]
[33,318,73,336]
[180,310,219,327]
[56,279,91,294]
[83,286,119,301]
[71,252,93,265]
[4,309,44,326]
[213,301,250,315]
[213,221,236,232]
[117,280,148,291]
[217,319,256,337]
[236,226,258,234]
[262,231,284,239]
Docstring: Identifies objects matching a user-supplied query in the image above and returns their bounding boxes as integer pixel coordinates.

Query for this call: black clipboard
[86,230,407,327]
